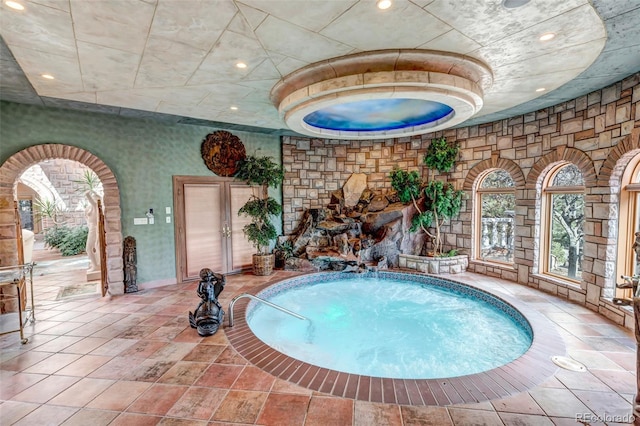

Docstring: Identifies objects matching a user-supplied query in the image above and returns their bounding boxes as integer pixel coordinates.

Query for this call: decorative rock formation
[367,194,389,212]
[342,173,368,207]
[284,173,432,272]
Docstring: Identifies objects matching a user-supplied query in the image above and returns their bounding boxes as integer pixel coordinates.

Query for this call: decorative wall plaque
[201,130,246,176]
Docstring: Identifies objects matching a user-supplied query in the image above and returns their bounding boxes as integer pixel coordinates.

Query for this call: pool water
[247,275,532,379]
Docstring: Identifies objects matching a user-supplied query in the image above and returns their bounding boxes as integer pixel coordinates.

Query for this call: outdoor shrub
[44,225,88,256]
[43,226,66,249]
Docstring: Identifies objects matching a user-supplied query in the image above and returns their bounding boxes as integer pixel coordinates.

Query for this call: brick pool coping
[225,271,566,406]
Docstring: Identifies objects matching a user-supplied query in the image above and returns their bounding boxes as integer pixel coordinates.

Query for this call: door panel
[174,176,254,282]
[184,183,223,277]
[228,184,256,272]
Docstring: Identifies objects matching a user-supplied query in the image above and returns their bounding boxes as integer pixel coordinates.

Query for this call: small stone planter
[398,253,468,274]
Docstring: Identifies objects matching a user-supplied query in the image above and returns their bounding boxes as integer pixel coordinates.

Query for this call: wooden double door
[173,176,255,282]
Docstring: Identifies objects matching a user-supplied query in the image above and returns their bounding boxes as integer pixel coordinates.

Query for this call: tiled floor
[0,250,637,425]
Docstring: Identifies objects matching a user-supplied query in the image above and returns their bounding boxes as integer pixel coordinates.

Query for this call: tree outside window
[543,164,585,281]
[476,169,515,264]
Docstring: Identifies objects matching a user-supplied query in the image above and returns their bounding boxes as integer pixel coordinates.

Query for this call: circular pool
[246,272,532,379]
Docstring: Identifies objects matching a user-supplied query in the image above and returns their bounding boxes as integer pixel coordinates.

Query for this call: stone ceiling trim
[272,50,492,140]
[270,49,493,106]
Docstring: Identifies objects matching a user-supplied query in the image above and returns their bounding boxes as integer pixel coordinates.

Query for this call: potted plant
[274,239,294,269]
[391,136,465,266]
[236,155,285,275]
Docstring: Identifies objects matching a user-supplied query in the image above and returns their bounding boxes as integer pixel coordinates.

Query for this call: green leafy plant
[274,239,294,267]
[43,225,88,256]
[423,136,459,174]
[33,198,65,225]
[236,155,284,255]
[73,169,101,193]
[43,225,65,249]
[390,137,464,256]
[389,168,422,204]
[276,240,295,259]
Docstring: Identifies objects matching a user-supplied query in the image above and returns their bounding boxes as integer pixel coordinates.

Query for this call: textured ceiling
[0,0,639,136]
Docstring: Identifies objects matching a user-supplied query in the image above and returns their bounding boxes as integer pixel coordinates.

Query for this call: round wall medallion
[201,131,246,176]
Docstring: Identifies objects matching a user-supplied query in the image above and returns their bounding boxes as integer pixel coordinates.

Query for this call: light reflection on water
[248,277,531,379]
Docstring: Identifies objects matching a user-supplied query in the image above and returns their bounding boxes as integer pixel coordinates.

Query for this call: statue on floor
[123,236,138,293]
[189,268,225,336]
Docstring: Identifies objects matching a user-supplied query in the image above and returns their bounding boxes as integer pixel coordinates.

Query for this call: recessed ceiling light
[377,0,392,10]
[41,74,55,80]
[235,62,247,69]
[5,1,24,10]
[502,0,530,9]
[536,88,546,92]
[539,33,556,41]
[230,106,238,110]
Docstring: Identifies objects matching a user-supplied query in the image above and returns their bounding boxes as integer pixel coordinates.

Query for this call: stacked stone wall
[282,72,640,328]
[37,159,96,228]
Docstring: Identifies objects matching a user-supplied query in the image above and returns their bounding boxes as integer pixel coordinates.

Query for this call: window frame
[539,162,586,283]
[474,169,516,265]
[617,155,640,286]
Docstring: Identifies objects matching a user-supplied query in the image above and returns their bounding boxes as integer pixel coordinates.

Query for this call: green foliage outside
[44,225,88,256]
[33,198,65,225]
[236,155,284,254]
[548,164,585,279]
[73,169,101,193]
[550,241,567,266]
[551,192,584,278]
[480,170,516,218]
[481,193,515,218]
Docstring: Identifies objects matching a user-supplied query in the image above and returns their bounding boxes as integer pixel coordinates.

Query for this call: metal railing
[228,293,307,327]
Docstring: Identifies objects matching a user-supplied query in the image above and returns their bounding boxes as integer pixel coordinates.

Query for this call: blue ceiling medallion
[271,50,492,139]
[303,99,454,132]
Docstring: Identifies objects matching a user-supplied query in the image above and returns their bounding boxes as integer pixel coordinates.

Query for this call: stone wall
[282,138,426,233]
[36,159,99,228]
[282,72,640,328]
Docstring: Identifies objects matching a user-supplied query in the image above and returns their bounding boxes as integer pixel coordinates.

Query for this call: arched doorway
[0,144,124,295]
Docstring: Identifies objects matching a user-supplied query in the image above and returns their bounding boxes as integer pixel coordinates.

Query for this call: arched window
[540,163,585,281]
[476,169,515,264]
[616,153,640,300]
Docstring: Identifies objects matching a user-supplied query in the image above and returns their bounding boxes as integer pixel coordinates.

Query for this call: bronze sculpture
[189,268,225,336]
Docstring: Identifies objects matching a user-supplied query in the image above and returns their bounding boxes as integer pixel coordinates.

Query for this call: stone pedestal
[398,253,468,274]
